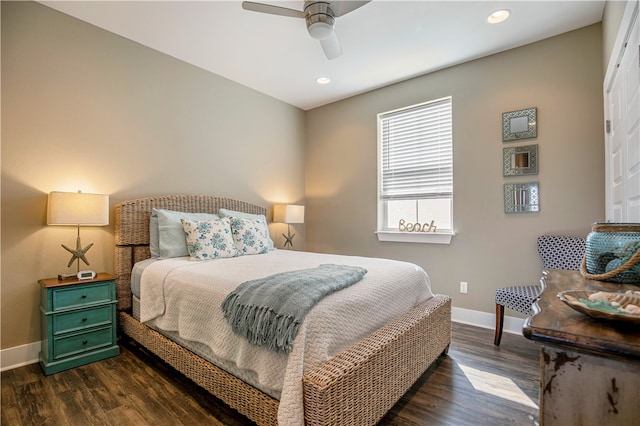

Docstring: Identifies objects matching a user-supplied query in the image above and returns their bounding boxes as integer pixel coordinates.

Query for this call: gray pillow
[154,208,221,258]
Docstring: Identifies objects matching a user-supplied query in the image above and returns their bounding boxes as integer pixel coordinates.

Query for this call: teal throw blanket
[221,264,367,354]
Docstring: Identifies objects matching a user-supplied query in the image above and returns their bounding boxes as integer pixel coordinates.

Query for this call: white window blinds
[380,97,452,200]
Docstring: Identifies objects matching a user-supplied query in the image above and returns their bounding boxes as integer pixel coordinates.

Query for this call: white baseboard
[452,306,525,336]
[1,341,41,372]
[0,307,523,372]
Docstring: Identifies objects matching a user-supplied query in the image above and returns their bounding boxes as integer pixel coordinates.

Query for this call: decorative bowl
[557,290,640,325]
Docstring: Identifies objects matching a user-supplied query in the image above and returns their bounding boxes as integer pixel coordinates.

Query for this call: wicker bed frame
[114,194,451,426]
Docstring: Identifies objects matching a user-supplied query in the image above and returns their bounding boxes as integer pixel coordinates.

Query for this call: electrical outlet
[460,281,468,294]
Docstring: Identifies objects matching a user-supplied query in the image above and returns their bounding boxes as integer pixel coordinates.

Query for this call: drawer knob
[82,340,88,345]
[82,317,87,322]
[81,294,87,299]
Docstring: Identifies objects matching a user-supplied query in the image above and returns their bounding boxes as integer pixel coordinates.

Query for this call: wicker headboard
[114,194,267,311]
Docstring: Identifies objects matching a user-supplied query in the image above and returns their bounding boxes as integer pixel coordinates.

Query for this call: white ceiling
[40,0,605,111]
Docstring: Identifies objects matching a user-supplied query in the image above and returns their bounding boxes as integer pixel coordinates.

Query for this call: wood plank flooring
[1,323,540,425]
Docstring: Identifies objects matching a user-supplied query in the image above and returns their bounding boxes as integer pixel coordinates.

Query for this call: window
[376,97,453,244]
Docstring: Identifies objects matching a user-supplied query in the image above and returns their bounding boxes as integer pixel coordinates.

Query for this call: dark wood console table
[523,269,640,425]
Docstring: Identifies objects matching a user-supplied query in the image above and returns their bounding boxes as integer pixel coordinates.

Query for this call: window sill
[375,231,454,244]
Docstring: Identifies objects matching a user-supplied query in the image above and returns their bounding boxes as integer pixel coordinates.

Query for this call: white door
[605,3,640,222]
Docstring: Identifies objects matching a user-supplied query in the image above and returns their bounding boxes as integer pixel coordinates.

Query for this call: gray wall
[1,1,306,349]
[305,24,605,316]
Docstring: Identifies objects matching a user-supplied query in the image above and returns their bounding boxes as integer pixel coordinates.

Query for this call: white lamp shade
[47,191,109,226]
[273,204,305,224]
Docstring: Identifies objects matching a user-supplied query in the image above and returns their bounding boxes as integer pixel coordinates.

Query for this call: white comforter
[140,250,434,426]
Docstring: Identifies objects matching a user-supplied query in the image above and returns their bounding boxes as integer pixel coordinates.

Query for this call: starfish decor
[282,224,296,249]
[61,230,93,270]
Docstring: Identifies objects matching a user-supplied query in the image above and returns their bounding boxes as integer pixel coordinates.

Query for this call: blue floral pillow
[229,217,271,255]
[218,209,275,251]
[181,218,237,260]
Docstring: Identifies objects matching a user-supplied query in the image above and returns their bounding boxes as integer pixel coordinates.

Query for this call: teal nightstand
[39,273,119,375]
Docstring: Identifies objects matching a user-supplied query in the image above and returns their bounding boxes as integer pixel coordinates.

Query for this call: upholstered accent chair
[494,235,586,346]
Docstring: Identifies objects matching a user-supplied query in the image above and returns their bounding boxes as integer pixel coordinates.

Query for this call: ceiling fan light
[308,21,333,40]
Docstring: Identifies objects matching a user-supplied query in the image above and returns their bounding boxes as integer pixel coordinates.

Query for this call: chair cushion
[495,285,542,315]
[537,236,585,270]
[495,236,585,318]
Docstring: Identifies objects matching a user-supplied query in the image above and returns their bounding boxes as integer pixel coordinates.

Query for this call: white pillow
[229,217,271,255]
[149,209,160,258]
[155,208,220,258]
[218,208,274,251]
[181,218,238,260]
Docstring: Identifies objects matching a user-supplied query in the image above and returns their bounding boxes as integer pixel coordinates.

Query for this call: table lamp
[47,191,109,275]
[273,204,305,249]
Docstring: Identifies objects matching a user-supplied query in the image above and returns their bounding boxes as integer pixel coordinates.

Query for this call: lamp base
[282,224,296,249]
[61,226,93,272]
[57,273,77,281]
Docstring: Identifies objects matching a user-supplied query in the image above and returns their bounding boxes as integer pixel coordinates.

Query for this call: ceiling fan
[241,1,371,60]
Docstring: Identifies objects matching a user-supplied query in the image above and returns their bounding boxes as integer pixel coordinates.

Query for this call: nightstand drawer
[52,281,112,310]
[53,305,113,335]
[53,326,114,359]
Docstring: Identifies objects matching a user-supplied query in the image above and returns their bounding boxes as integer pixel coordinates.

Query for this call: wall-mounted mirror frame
[504,182,540,213]
[503,144,538,176]
[502,107,537,141]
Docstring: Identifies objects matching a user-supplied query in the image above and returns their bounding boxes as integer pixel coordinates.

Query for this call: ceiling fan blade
[330,0,371,17]
[320,31,342,60]
[241,1,305,18]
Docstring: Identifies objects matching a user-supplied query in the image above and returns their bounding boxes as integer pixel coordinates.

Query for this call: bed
[114,194,451,426]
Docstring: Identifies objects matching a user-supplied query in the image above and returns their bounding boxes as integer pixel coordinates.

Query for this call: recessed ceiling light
[487,9,510,24]
[316,77,331,85]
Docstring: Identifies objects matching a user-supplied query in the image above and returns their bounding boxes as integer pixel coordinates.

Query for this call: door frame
[603,0,640,221]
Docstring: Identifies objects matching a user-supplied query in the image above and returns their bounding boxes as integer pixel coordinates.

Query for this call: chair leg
[494,303,505,346]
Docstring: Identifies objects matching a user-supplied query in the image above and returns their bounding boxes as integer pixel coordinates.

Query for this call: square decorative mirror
[502,107,537,141]
[503,144,538,176]
[504,182,539,213]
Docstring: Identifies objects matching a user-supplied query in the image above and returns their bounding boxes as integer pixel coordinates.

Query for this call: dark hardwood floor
[1,323,540,425]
